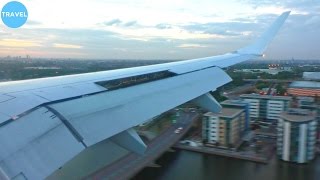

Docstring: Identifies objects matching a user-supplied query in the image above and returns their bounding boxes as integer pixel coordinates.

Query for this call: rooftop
[204,107,244,119]
[303,72,320,80]
[297,96,314,102]
[240,94,292,101]
[281,108,316,122]
[289,81,320,89]
[220,99,248,106]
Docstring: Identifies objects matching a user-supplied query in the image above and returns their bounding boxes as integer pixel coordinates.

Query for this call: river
[133,150,320,180]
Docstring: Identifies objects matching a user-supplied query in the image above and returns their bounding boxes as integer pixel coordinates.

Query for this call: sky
[0,0,319,60]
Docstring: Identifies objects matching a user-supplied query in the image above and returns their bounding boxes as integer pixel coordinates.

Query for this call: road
[224,83,255,99]
[85,112,199,180]
[243,79,296,83]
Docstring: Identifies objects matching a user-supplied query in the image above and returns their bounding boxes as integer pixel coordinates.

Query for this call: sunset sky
[0,0,319,60]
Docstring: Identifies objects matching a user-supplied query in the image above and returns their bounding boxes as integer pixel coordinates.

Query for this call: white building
[277,109,317,163]
[267,100,285,120]
[240,94,292,121]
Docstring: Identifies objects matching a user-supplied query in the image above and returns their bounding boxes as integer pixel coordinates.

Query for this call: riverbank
[174,143,274,164]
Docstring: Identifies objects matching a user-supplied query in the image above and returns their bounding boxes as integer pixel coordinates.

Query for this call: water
[133,150,320,180]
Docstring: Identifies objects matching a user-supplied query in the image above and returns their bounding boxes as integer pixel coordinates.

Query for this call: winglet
[237,11,290,56]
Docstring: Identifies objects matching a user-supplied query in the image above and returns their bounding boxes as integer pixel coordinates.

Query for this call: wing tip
[284,11,291,15]
[281,11,291,19]
[236,11,290,56]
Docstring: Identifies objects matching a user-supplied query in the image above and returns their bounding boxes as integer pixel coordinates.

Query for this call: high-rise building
[202,107,246,147]
[277,109,317,163]
[295,96,320,139]
[240,94,292,121]
[297,96,316,110]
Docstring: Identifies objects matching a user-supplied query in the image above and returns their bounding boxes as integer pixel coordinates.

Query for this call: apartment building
[221,99,250,132]
[240,94,292,121]
[202,107,245,147]
[277,109,317,163]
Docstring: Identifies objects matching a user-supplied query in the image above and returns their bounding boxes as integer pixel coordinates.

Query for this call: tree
[276,84,286,95]
[255,81,270,90]
[210,90,227,102]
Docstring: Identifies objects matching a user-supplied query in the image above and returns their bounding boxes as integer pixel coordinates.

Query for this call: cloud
[104,26,224,41]
[103,19,122,26]
[102,19,138,27]
[26,20,42,26]
[178,44,207,48]
[0,28,119,58]
[123,21,137,27]
[0,0,319,60]
[254,6,308,16]
[155,23,172,29]
[241,0,318,15]
[305,15,320,26]
[181,21,258,37]
[53,43,83,49]
[0,39,42,47]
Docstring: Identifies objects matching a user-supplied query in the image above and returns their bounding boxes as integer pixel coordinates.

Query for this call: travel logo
[1,1,28,28]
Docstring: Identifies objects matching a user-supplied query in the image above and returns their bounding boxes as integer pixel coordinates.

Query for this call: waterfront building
[296,96,317,110]
[240,94,292,121]
[221,100,250,132]
[202,108,245,147]
[296,96,320,139]
[277,109,317,163]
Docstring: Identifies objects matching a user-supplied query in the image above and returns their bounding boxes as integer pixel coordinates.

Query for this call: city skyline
[0,0,319,59]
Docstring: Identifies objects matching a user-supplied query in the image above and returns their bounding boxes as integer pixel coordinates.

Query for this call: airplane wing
[0,11,290,180]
